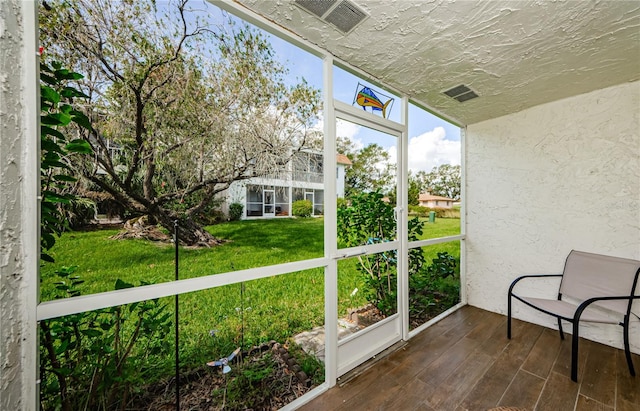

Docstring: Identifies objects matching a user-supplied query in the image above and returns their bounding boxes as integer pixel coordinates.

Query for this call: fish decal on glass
[353,83,394,119]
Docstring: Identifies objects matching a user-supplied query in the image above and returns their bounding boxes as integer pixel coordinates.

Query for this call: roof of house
[337,154,352,166]
[419,194,454,202]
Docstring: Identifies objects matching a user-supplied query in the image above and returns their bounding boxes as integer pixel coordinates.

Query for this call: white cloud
[336,119,364,150]
[407,127,460,173]
[313,116,364,150]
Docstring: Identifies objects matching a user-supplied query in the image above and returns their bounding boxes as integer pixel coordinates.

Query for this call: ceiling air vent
[294,0,337,18]
[294,0,368,34]
[443,84,479,103]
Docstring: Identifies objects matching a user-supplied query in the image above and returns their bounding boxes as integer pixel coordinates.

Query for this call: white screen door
[333,100,405,376]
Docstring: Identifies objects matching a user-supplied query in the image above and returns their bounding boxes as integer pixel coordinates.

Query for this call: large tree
[40,0,321,245]
[416,164,461,200]
[338,138,395,198]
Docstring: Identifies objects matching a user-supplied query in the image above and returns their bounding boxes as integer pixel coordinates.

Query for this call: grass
[41,217,461,378]
[417,217,461,240]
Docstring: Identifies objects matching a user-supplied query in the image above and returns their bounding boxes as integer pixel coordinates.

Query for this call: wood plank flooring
[299,306,640,411]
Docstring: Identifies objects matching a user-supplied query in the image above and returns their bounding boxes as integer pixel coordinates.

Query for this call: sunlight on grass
[417,217,461,240]
[41,218,325,299]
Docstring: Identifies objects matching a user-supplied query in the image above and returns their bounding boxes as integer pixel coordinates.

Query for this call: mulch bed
[129,342,314,411]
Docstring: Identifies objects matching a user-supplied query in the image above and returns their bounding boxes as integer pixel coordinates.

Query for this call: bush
[408,205,429,217]
[292,200,312,217]
[408,205,460,219]
[409,252,460,325]
[229,202,244,221]
[337,191,425,315]
[40,269,172,411]
[337,197,349,209]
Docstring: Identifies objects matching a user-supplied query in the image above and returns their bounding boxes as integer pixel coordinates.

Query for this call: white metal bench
[507,250,640,382]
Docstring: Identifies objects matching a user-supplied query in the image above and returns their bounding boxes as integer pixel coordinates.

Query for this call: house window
[293,152,324,183]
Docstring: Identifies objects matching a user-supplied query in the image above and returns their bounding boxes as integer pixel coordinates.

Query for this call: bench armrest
[508,274,563,296]
[575,295,640,321]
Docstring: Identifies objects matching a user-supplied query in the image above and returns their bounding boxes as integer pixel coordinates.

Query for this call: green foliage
[425,252,457,279]
[337,191,424,315]
[228,202,244,221]
[40,269,172,411]
[288,343,325,386]
[343,143,395,198]
[408,205,460,219]
[211,353,275,409]
[408,205,429,217]
[408,173,421,206]
[414,164,461,201]
[39,218,461,397]
[409,251,460,326]
[292,199,313,217]
[40,60,92,261]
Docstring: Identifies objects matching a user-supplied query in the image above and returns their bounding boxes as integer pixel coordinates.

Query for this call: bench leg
[623,315,636,377]
[507,294,512,339]
[571,321,580,382]
[557,318,564,340]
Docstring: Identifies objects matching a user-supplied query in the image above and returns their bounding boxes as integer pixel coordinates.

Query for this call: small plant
[409,251,460,327]
[338,191,424,316]
[292,199,313,217]
[211,353,276,409]
[426,251,457,280]
[229,202,244,221]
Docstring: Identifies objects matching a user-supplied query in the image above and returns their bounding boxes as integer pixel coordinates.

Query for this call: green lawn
[41,217,461,373]
[42,216,460,298]
[417,217,461,240]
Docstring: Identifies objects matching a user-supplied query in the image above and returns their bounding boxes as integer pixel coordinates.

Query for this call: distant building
[418,193,454,209]
[225,152,351,219]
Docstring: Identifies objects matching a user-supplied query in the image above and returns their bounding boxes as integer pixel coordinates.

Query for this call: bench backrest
[560,250,640,315]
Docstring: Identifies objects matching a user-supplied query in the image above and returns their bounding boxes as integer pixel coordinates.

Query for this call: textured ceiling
[234,0,640,126]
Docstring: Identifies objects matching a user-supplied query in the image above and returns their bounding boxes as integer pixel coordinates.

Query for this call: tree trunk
[113,209,222,247]
[156,211,223,247]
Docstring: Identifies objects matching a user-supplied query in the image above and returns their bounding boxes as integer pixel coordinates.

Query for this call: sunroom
[2,0,639,410]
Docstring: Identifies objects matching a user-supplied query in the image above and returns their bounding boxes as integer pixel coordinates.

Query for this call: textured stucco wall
[0,1,38,409]
[465,81,640,352]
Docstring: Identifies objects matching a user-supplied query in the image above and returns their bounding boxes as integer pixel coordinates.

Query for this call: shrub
[229,202,244,221]
[337,197,349,209]
[40,268,172,411]
[408,205,460,219]
[409,251,460,324]
[292,200,312,217]
[337,191,424,315]
[408,205,429,217]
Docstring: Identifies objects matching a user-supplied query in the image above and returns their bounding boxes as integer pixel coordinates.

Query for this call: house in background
[418,193,454,209]
[224,151,351,219]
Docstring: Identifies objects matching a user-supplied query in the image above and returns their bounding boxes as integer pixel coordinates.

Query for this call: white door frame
[263,188,275,217]
[332,100,408,377]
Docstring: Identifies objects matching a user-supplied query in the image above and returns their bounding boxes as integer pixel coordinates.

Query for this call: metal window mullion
[323,55,339,388]
[399,95,409,340]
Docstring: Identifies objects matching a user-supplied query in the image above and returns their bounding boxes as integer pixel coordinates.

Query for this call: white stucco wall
[465,81,640,353]
[0,1,39,409]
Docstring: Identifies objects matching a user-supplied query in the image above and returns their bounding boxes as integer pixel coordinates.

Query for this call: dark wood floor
[299,306,640,411]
